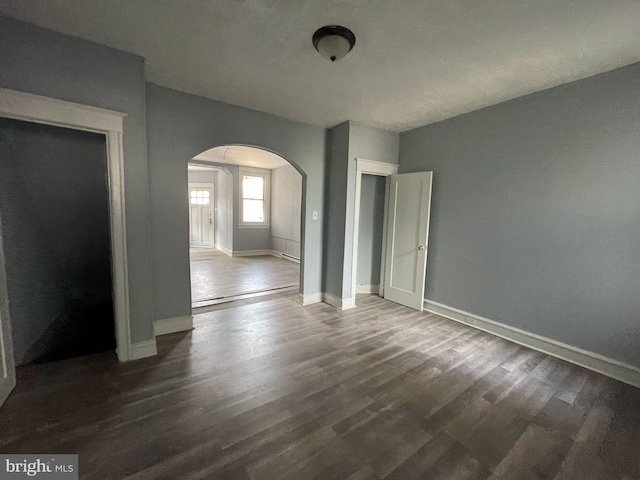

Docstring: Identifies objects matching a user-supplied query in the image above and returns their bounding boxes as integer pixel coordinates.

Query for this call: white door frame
[350,158,399,307]
[188,182,215,248]
[0,88,133,362]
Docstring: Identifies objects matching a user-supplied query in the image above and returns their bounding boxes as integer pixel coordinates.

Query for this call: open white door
[383,172,433,310]
[0,228,16,408]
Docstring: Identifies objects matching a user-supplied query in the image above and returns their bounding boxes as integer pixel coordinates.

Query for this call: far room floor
[190,248,300,306]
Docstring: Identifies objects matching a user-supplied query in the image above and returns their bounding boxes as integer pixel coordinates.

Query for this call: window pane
[243,176,264,200]
[243,199,264,222]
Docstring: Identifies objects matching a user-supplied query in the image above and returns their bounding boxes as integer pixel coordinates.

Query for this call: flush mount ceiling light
[312,25,356,62]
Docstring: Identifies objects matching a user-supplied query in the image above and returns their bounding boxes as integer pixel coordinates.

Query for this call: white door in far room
[189,185,214,248]
[383,172,433,311]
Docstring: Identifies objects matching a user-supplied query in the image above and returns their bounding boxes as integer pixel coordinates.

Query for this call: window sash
[239,168,270,226]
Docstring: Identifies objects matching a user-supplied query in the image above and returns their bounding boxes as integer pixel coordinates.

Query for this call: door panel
[384,172,433,310]
[201,207,211,243]
[189,186,213,248]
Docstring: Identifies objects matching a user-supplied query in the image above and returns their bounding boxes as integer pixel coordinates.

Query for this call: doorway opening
[351,159,398,308]
[0,118,115,365]
[352,161,433,311]
[187,146,302,308]
[355,174,387,300]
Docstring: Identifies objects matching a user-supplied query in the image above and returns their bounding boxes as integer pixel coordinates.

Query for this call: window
[190,189,210,205]
[239,167,270,227]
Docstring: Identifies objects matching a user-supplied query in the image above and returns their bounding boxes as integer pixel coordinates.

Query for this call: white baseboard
[424,299,640,388]
[154,315,194,336]
[357,284,380,294]
[223,247,300,264]
[215,244,232,257]
[323,292,356,310]
[342,297,356,310]
[298,292,323,305]
[129,339,158,360]
[232,249,272,257]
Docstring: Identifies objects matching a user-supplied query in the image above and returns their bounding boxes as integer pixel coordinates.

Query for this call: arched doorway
[186,145,305,308]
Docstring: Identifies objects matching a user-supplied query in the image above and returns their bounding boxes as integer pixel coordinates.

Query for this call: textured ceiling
[1,0,639,132]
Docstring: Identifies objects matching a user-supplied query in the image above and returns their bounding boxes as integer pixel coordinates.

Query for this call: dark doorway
[0,118,115,364]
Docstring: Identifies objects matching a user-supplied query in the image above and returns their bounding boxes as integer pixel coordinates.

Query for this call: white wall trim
[0,88,126,133]
[349,158,398,309]
[424,299,640,388]
[0,88,134,362]
[297,292,323,306]
[215,244,233,257]
[129,339,158,360]
[323,292,356,310]
[355,158,399,176]
[232,249,272,257]
[356,284,380,294]
[154,315,194,336]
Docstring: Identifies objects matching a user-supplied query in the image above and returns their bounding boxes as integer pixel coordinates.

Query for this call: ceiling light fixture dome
[312,25,356,62]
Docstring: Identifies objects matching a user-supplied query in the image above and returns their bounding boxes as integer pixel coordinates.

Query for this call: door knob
[418,245,425,251]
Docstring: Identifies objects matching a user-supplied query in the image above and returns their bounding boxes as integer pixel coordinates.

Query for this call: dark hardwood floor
[1,293,639,479]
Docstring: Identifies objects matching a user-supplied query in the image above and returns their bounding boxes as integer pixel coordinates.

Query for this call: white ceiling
[2,1,639,132]
[192,145,289,169]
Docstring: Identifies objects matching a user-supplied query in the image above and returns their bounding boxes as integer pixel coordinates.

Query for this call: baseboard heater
[281,252,300,263]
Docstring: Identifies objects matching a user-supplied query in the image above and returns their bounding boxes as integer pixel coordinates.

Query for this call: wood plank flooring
[1,293,639,479]
[190,249,299,302]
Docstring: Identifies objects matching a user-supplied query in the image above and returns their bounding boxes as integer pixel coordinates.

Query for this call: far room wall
[146,84,326,321]
[188,163,303,257]
[271,164,302,259]
[0,15,154,344]
[400,61,640,369]
[324,122,399,300]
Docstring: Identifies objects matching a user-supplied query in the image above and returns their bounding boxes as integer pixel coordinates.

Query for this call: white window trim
[238,167,270,228]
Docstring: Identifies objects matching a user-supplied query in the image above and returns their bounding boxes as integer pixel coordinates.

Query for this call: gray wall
[323,123,350,298]
[324,122,399,299]
[146,84,325,320]
[187,169,216,184]
[0,119,112,362]
[357,174,385,286]
[271,164,302,259]
[400,62,640,368]
[0,16,154,343]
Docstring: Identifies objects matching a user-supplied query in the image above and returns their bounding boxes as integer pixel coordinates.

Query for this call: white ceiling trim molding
[189,160,233,176]
[0,88,126,132]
